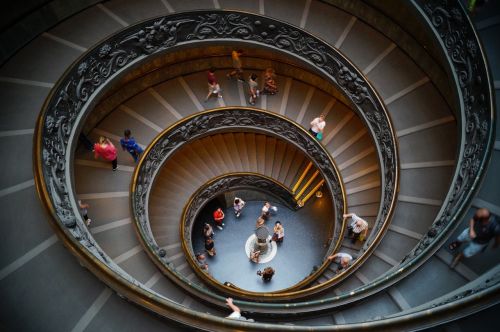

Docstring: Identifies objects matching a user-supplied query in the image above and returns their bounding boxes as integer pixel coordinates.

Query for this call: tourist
[261,202,277,220]
[257,267,275,282]
[272,221,284,243]
[78,200,91,226]
[345,213,369,243]
[249,249,261,263]
[449,208,500,268]
[328,252,353,273]
[94,136,118,171]
[233,197,245,218]
[255,217,265,228]
[205,67,222,101]
[227,49,244,81]
[248,73,259,105]
[205,238,216,257]
[309,114,326,141]
[203,223,214,239]
[261,202,271,220]
[262,68,278,95]
[120,129,143,162]
[225,298,254,321]
[213,207,225,230]
[195,253,209,271]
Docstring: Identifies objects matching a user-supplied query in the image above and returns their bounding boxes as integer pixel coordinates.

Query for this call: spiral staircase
[0,0,499,331]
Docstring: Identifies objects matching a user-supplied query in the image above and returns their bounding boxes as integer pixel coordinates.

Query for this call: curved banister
[131,107,347,301]
[132,108,395,305]
[180,172,314,295]
[42,6,500,329]
[34,8,397,304]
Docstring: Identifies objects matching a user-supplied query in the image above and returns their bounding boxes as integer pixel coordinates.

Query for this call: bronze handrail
[131,107,347,302]
[33,7,422,325]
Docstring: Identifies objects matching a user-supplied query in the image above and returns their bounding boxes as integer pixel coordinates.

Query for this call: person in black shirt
[449,208,500,267]
[205,238,216,257]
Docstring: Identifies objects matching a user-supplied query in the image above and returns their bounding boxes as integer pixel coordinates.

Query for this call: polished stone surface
[192,195,333,292]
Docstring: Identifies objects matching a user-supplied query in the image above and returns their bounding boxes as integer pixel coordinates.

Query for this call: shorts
[208,83,221,94]
[457,228,488,257]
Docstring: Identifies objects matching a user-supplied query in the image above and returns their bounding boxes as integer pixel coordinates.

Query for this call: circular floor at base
[192,200,332,292]
[244,234,278,263]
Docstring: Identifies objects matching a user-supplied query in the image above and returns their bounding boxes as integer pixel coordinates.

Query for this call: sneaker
[112,166,119,171]
[86,219,92,226]
[217,225,223,230]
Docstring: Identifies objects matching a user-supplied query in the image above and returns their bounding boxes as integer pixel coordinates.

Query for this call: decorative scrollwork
[182,174,297,247]
[36,10,398,311]
[132,109,345,263]
[32,2,497,326]
[404,0,494,259]
[429,267,500,308]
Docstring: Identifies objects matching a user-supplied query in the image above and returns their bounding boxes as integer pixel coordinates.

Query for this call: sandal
[448,241,461,251]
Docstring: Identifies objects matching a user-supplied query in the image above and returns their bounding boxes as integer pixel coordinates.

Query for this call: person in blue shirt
[120,129,143,162]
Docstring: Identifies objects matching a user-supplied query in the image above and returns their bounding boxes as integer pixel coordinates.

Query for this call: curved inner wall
[3,0,497,331]
[190,188,334,292]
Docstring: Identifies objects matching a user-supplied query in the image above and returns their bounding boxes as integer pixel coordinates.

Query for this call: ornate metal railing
[223,0,496,315]
[179,173,309,294]
[132,108,346,301]
[224,0,497,314]
[33,8,406,329]
[181,173,298,245]
[278,0,498,311]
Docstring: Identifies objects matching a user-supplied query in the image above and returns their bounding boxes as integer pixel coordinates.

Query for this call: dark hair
[473,208,491,225]
[124,129,131,137]
[275,221,281,225]
[209,67,216,73]
[473,214,491,223]
[262,267,274,281]
[251,73,258,80]
[264,267,274,274]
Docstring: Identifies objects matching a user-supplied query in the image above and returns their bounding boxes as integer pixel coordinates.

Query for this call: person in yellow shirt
[227,49,244,81]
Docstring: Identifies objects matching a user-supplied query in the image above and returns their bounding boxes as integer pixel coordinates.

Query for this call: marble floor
[192,195,334,292]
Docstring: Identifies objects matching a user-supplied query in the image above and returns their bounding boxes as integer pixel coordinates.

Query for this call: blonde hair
[256,217,265,227]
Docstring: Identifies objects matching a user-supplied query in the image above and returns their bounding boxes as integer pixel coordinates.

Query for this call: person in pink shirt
[94,136,118,171]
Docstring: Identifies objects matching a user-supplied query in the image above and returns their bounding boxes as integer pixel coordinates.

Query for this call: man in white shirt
[225,298,254,321]
[327,252,353,273]
[261,201,271,219]
[309,114,326,139]
[344,213,369,243]
[233,197,245,218]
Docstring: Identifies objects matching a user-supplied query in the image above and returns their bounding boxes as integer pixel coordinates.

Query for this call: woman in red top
[94,136,118,171]
[205,68,222,101]
[213,208,225,230]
